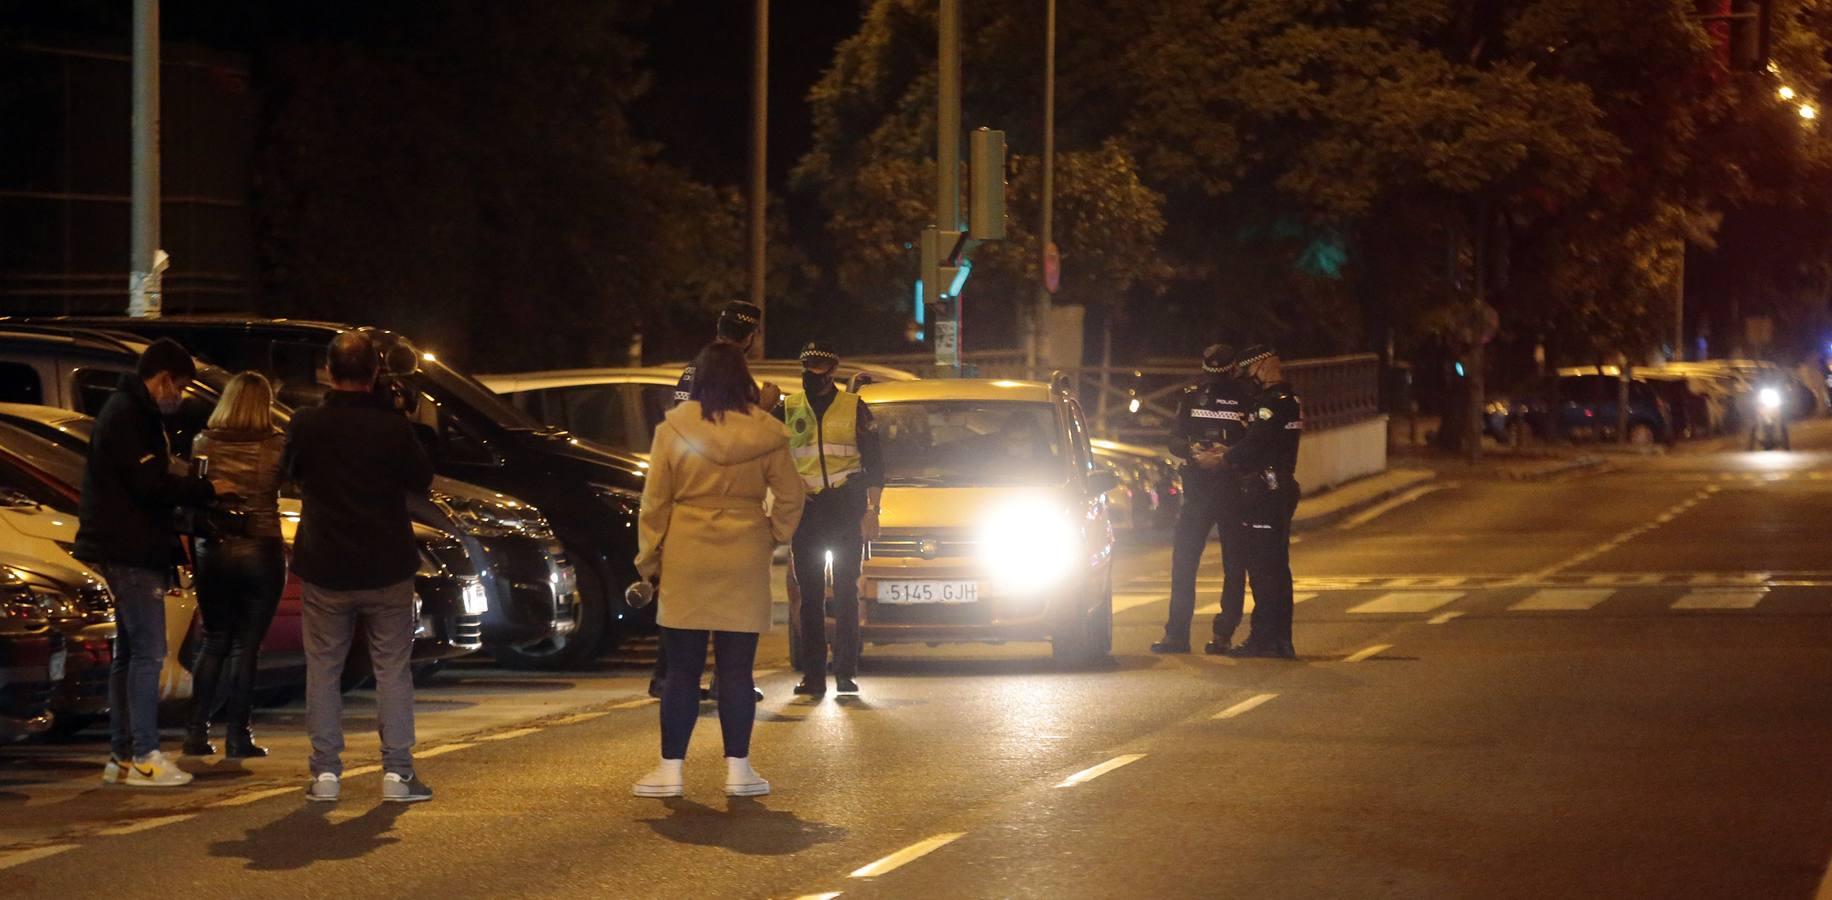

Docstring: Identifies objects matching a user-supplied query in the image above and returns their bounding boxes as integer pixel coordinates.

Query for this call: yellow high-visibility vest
[785,390,861,492]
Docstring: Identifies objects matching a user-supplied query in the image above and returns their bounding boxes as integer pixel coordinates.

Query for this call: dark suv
[28,318,651,668]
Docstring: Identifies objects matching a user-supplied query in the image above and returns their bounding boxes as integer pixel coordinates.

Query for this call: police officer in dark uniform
[783,342,883,697]
[1224,345,1303,659]
[1152,344,1253,655]
[650,300,778,700]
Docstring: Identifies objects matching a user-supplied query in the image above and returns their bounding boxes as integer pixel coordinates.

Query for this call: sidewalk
[1293,468,1436,531]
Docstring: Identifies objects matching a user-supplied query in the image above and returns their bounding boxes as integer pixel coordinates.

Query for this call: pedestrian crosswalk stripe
[0,844,77,872]
[1510,589,1614,612]
[1213,693,1278,719]
[1671,589,1767,610]
[1194,593,1316,616]
[1347,592,1463,614]
[1112,592,1165,614]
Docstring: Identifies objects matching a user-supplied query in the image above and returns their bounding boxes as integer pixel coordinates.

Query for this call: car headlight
[1759,387,1781,410]
[978,500,1081,591]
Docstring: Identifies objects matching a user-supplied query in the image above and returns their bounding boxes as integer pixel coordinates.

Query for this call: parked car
[1490,374,1674,445]
[0,407,482,704]
[0,570,62,741]
[21,317,647,667]
[790,377,1119,669]
[0,327,579,669]
[1090,438,1180,533]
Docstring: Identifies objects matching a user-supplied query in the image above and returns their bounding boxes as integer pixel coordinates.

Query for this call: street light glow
[1778,86,1797,100]
[1801,104,1818,121]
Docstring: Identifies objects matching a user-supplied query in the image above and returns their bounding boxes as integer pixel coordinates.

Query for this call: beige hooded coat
[635,401,806,633]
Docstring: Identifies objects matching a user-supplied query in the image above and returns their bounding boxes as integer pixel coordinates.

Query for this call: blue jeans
[103,564,170,760]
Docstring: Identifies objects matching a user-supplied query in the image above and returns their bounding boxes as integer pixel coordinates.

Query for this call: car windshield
[873,401,1066,487]
[422,360,544,431]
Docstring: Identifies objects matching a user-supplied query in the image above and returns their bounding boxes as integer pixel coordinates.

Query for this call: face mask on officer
[803,370,836,395]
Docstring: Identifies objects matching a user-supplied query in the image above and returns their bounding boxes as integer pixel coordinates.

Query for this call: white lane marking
[1195,593,1315,616]
[1336,483,1454,530]
[1526,489,1712,580]
[1427,611,1465,625]
[0,844,77,871]
[479,727,542,742]
[1671,590,1767,610]
[1212,693,1278,720]
[1347,592,1462,614]
[1343,644,1392,663]
[95,814,197,836]
[417,742,476,758]
[550,711,610,726]
[849,833,968,878]
[609,697,657,710]
[344,764,382,778]
[1111,592,1166,614]
[1055,753,1148,788]
[1510,589,1614,612]
[754,668,781,678]
[791,894,844,900]
[209,786,301,808]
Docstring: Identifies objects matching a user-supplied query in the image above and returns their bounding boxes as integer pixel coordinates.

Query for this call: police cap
[1201,343,1237,374]
[1235,344,1277,371]
[799,341,841,371]
[719,301,763,330]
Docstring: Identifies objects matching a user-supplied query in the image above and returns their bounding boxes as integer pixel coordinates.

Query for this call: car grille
[868,530,978,560]
[452,614,485,651]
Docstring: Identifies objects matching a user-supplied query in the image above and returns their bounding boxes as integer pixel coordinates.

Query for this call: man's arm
[114,410,213,508]
[1167,389,1198,463]
[1223,394,1299,471]
[398,421,436,494]
[856,403,884,537]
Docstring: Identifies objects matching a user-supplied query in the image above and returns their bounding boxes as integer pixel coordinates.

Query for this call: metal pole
[1032,0,1056,379]
[747,0,769,358]
[129,0,161,317]
[1672,240,1686,361]
[938,0,962,376]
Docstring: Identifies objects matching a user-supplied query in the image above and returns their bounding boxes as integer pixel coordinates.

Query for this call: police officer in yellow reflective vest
[784,342,883,698]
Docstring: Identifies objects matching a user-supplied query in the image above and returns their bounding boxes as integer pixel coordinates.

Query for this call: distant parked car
[1494,374,1674,445]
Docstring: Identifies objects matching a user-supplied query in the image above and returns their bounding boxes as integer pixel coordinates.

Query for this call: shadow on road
[640,797,845,856]
[209,801,409,871]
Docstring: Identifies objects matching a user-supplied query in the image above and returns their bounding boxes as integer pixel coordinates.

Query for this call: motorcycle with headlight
[1750,386,1790,451]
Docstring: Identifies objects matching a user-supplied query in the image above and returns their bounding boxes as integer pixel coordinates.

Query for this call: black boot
[183,725,216,756]
[1203,638,1231,655]
[224,723,268,759]
[794,676,826,697]
[1150,636,1191,654]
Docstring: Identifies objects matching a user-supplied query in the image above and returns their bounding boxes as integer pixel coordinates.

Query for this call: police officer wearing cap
[651,300,779,701]
[1153,344,1254,655]
[783,342,883,697]
[1224,345,1303,659]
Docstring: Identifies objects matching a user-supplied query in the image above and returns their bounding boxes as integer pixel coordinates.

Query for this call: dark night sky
[634,1,865,189]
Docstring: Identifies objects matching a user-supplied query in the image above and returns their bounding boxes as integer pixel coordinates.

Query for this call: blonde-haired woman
[183,373,287,758]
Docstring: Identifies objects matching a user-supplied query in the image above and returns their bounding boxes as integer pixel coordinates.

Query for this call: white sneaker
[123,751,193,788]
[633,759,684,798]
[305,772,341,802]
[724,757,770,797]
[101,754,123,785]
[381,772,432,803]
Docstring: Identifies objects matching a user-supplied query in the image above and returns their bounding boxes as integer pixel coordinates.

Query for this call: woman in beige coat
[633,342,805,799]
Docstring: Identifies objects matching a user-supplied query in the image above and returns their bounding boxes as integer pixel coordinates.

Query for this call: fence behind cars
[853,350,1383,446]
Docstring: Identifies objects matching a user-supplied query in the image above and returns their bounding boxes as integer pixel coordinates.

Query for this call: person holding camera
[183,372,288,760]
[286,333,436,803]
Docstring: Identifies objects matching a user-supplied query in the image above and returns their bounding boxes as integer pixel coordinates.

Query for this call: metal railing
[854,350,1383,445]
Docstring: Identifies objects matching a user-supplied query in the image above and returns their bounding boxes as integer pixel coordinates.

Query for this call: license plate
[461,581,489,615]
[48,649,66,683]
[877,581,978,604]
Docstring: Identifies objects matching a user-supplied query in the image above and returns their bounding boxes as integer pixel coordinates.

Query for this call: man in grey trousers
[285,332,436,803]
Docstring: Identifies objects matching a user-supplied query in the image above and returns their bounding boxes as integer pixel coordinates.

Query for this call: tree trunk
[1466,341,1485,463]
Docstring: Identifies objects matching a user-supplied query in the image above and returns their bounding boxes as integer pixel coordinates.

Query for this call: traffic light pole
[747,0,768,358]
[934,0,963,375]
[129,0,162,317]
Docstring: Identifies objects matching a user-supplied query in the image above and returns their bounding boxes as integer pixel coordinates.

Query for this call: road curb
[1499,455,1608,482]
[1292,470,1437,534]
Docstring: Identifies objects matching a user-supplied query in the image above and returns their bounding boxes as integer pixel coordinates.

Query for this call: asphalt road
[4,429,1832,899]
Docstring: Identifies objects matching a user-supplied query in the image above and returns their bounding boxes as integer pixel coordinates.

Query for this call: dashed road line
[1510,589,1614,612]
[550,711,610,726]
[849,833,967,878]
[1212,693,1278,720]
[1427,611,1465,625]
[0,844,77,871]
[608,697,658,710]
[417,742,476,758]
[1671,589,1767,610]
[94,814,196,837]
[1348,592,1462,615]
[1525,488,1715,582]
[1336,483,1455,530]
[479,727,542,742]
[209,786,301,808]
[1055,754,1147,788]
[1343,644,1392,663]
[791,893,844,900]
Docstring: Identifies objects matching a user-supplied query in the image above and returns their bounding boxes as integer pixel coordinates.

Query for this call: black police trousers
[1166,476,1247,643]
[792,483,865,680]
[1240,487,1300,649]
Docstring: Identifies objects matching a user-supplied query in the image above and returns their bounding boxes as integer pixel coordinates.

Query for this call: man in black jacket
[76,339,218,788]
[1224,345,1304,660]
[287,332,437,803]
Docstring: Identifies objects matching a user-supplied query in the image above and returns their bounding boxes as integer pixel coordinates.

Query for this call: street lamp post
[129,0,163,317]
[1030,0,1056,379]
[747,0,769,357]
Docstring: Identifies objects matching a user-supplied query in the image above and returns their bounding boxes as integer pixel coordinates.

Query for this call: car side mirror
[1087,468,1120,496]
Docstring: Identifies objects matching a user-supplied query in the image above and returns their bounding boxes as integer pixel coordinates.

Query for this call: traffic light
[969,128,1007,240]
